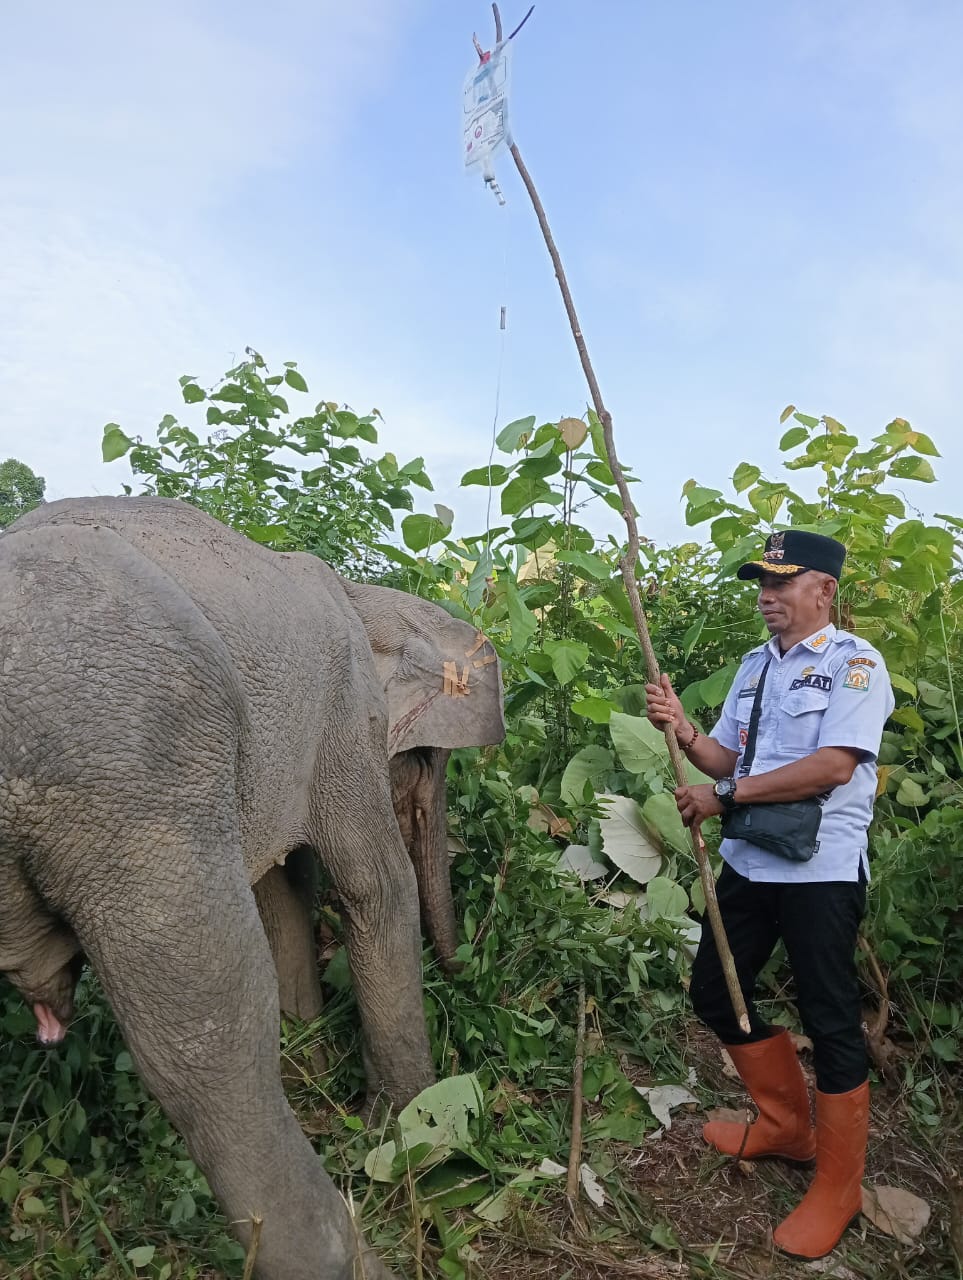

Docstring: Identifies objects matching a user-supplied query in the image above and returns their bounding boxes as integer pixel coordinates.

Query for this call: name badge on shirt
[789,673,832,692]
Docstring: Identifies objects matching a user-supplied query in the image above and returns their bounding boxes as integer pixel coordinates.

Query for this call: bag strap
[739,653,773,777]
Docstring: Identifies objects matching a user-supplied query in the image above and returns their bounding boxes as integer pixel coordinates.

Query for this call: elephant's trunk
[391,748,459,972]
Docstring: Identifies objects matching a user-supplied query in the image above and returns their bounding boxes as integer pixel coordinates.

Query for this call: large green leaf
[779,425,809,450]
[709,514,752,551]
[555,549,614,581]
[907,430,940,456]
[596,794,663,884]
[510,515,555,550]
[917,680,949,709]
[644,876,689,920]
[609,712,666,773]
[501,475,556,515]
[609,711,709,784]
[126,1246,156,1268]
[401,511,451,552]
[732,462,760,493]
[571,696,616,724]
[399,1073,483,1138]
[891,706,925,732]
[284,367,309,393]
[517,453,562,480]
[544,638,590,685]
[641,792,689,856]
[889,672,917,697]
[560,745,614,807]
[682,616,706,657]
[895,778,928,807]
[684,484,723,508]
[680,662,739,713]
[585,459,615,486]
[464,551,494,611]
[495,415,536,453]
[889,456,936,484]
[102,424,133,463]
[461,464,511,486]
[504,578,538,652]
[747,482,789,521]
[364,1074,483,1184]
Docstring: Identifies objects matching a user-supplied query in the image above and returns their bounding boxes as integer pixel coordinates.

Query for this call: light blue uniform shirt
[710,625,894,883]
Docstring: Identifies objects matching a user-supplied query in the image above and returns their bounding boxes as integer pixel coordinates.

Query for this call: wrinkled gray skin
[256,745,457,1057]
[0,497,504,1280]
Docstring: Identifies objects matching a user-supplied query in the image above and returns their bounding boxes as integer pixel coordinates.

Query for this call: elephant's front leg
[315,752,435,1108]
[64,829,393,1280]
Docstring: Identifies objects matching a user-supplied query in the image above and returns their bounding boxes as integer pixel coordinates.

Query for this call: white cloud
[0,0,419,497]
[1,0,960,549]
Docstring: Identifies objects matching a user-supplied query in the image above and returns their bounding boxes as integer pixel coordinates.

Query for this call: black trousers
[690,862,868,1094]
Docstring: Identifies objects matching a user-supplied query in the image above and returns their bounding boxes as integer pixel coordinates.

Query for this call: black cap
[736,530,846,581]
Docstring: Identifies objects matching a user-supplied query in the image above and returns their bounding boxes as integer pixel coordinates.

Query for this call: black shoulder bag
[719,655,823,863]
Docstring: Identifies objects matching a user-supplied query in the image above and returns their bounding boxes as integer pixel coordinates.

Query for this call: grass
[2,992,960,1279]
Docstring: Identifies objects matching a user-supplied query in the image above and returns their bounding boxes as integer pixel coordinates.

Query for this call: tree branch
[565,981,587,1204]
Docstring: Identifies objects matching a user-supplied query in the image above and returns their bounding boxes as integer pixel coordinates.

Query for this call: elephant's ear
[341,580,505,757]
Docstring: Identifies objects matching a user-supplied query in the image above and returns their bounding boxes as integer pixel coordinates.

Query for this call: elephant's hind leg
[67,833,385,1280]
[255,851,323,1022]
[254,851,327,1080]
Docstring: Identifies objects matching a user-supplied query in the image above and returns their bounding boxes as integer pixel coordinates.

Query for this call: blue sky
[2,1,961,548]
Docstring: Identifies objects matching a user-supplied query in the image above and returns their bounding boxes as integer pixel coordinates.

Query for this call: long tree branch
[565,981,587,1204]
[491,3,749,1034]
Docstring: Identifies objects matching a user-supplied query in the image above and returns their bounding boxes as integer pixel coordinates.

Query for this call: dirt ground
[470,1028,962,1280]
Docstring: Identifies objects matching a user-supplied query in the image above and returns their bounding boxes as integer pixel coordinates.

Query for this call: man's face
[756,570,836,640]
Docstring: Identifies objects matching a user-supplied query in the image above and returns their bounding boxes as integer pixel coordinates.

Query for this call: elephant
[256,744,457,1057]
[0,495,504,1280]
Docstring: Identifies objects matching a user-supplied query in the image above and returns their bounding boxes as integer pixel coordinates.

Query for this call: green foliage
[2,365,960,1276]
[681,410,963,801]
[101,351,432,577]
[0,457,45,529]
[867,805,963,1076]
[0,982,245,1277]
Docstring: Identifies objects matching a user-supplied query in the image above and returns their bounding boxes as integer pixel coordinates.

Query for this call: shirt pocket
[779,687,830,754]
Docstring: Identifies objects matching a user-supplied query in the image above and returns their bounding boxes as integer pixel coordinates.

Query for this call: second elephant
[254,746,457,1038]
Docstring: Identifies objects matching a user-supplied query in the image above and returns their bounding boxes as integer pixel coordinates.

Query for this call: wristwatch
[713,777,738,811]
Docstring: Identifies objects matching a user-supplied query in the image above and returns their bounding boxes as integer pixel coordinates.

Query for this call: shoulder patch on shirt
[790,673,833,692]
[843,666,872,691]
[848,656,877,669]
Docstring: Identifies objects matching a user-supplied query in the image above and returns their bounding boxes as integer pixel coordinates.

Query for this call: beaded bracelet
[680,725,699,752]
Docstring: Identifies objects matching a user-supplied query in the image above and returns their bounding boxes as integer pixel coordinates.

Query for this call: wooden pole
[486,4,750,1035]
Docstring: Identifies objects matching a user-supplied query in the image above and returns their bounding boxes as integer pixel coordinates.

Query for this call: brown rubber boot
[773,1081,869,1259]
[703,1028,816,1162]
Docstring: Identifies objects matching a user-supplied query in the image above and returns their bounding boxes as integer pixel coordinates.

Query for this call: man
[645,530,893,1259]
